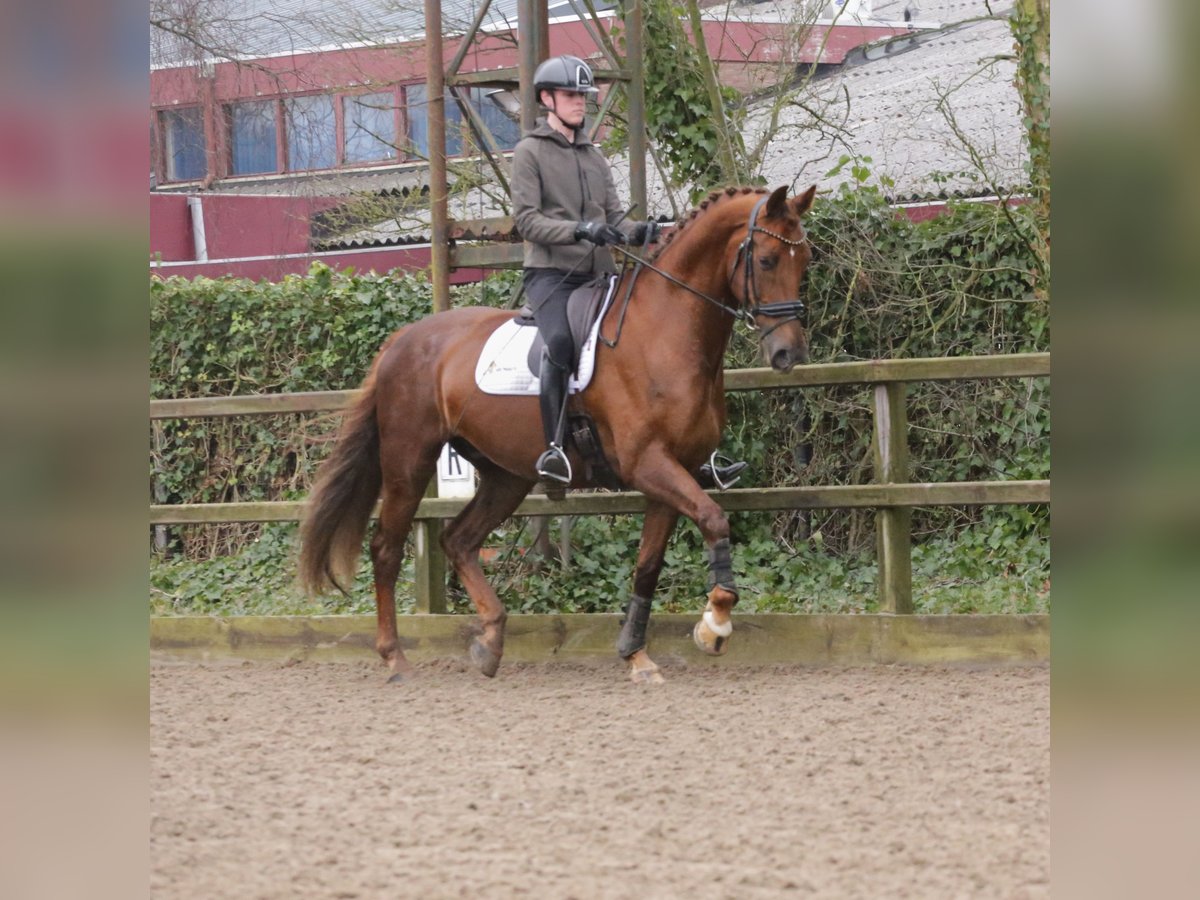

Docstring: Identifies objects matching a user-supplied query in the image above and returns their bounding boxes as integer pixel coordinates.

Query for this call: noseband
[730,194,808,339]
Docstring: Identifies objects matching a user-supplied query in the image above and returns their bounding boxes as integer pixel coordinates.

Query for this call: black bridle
[731,194,809,339]
[608,194,808,345]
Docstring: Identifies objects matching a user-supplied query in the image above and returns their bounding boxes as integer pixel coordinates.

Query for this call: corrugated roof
[755,10,1026,199]
[608,4,1025,207]
[152,0,525,69]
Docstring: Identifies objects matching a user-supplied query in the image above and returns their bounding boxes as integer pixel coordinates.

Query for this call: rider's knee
[545,335,573,371]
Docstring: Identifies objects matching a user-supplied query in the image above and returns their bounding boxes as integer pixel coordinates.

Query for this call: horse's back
[378,305,515,372]
[373,305,519,421]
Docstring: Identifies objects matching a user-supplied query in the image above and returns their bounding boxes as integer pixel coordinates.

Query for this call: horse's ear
[791,185,817,218]
[765,184,789,220]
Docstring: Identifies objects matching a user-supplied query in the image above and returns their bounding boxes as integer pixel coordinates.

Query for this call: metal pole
[536,0,549,63]
[626,0,647,218]
[425,0,451,314]
[518,0,539,134]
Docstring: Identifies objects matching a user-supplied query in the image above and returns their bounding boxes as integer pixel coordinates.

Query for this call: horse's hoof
[626,649,665,684]
[692,618,731,656]
[386,671,411,685]
[629,665,665,685]
[469,638,502,678]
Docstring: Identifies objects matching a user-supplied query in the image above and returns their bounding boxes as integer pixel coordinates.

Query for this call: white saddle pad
[474,279,617,396]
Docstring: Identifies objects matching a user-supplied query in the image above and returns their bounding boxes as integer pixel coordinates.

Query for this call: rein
[608,194,808,344]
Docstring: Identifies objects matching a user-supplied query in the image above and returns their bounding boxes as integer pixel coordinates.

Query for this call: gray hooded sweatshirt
[510,119,630,275]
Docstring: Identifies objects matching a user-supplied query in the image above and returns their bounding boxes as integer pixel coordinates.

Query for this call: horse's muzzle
[769,344,808,372]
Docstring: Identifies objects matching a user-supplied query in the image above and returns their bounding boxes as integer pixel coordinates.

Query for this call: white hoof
[692,612,732,656]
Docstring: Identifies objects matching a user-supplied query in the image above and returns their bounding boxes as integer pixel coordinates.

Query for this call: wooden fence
[150,353,1050,615]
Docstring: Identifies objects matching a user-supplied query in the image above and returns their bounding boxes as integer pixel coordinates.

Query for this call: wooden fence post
[872,382,913,614]
[414,481,447,614]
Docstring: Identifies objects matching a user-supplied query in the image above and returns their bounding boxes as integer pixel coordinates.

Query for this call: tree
[1011,0,1050,283]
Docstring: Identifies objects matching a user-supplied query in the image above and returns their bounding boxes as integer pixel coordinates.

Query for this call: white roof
[611,3,1026,209]
[152,0,526,69]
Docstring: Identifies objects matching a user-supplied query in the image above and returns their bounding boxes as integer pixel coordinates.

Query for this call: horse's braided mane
[647,186,768,262]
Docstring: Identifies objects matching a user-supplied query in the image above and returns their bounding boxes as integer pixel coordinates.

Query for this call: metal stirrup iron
[707,451,741,490]
[536,443,573,484]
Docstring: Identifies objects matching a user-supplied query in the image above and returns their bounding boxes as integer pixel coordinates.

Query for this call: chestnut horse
[299,184,817,683]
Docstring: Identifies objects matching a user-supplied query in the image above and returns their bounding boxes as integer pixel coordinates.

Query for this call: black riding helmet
[533,55,600,100]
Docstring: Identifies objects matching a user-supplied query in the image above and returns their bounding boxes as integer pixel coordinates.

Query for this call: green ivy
[607,0,749,201]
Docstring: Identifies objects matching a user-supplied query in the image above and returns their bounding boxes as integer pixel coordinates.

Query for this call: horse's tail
[299,358,385,596]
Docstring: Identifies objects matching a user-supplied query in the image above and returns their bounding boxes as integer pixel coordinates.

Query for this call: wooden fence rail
[150,353,1050,614]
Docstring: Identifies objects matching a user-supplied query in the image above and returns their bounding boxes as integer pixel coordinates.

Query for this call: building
[150,0,1008,280]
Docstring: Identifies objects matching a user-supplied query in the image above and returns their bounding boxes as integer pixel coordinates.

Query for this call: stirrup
[536,444,573,485]
[699,453,747,490]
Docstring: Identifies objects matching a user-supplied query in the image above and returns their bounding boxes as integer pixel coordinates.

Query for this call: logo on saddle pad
[474,276,618,396]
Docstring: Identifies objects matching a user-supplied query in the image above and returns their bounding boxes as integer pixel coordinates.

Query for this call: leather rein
[607,194,808,347]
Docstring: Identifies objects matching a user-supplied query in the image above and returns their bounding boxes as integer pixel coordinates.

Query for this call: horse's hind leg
[618,502,679,684]
[371,453,439,683]
[440,461,534,677]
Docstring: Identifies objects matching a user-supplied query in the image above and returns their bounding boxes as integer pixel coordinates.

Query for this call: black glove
[630,221,661,245]
[574,221,626,246]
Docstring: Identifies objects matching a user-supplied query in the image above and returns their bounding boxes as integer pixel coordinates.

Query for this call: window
[406,84,461,159]
[228,99,278,175]
[286,95,337,170]
[161,107,206,182]
[344,92,398,164]
[166,82,525,181]
[406,85,520,158]
[470,88,521,151]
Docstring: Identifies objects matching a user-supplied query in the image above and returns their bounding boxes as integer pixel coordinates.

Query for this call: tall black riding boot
[535,353,572,484]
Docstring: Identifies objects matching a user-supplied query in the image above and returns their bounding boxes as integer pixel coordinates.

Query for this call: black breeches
[524,268,591,371]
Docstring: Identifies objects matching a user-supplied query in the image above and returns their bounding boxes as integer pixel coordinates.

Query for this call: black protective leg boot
[535,354,572,485]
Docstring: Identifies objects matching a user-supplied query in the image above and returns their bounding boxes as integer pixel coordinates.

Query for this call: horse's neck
[631,228,739,375]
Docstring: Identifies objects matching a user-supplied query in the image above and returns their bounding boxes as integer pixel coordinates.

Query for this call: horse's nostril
[771,348,794,372]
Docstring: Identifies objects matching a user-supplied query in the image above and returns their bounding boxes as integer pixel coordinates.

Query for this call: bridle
[608,194,808,345]
[731,194,809,339]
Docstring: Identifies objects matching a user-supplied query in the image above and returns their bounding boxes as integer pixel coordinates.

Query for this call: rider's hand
[574,221,626,246]
[630,221,661,245]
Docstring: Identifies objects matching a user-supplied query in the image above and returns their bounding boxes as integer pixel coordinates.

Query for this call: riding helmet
[533,55,600,97]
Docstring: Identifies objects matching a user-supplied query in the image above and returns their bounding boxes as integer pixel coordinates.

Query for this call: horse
[299,183,817,684]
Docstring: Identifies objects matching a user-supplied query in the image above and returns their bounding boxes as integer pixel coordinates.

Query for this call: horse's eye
[758,256,776,270]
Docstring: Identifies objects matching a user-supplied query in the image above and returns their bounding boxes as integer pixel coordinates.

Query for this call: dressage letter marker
[437,444,476,498]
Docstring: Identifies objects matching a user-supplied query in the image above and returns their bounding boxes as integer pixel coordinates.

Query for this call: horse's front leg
[617,502,680,684]
[625,447,739,657]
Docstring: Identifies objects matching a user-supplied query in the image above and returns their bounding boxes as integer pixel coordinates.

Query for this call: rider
[511,54,745,489]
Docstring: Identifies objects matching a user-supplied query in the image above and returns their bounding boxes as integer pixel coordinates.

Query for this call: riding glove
[630,221,661,245]
[574,221,626,246]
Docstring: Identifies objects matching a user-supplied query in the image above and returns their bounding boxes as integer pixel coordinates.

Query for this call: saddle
[514,275,613,376]
[473,275,617,397]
